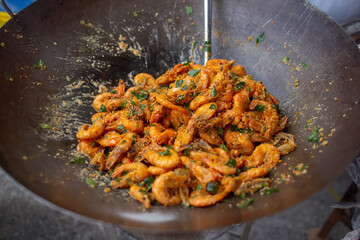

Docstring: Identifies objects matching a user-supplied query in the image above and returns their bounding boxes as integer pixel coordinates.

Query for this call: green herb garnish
[176,94,185,103]
[131,134,136,144]
[234,81,245,91]
[175,79,184,88]
[210,85,217,97]
[264,188,280,195]
[231,125,239,132]
[4,72,11,80]
[226,159,236,168]
[204,40,211,53]
[239,192,246,199]
[304,119,312,129]
[246,87,251,92]
[99,104,107,112]
[256,32,265,45]
[282,56,289,64]
[121,170,129,176]
[143,176,155,191]
[294,164,307,172]
[308,127,320,142]
[181,85,189,91]
[261,125,266,133]
[184,149,190,157]
[188,69,200,77]
[121,101,127,108]
[271,103,279,112]
[220,144,228,152]
[192,41,198,49]
[209,103,216,109]
[183,102,191,111]
[206,181,220,194]
[131,90,149,100]
[110,89,117,94]
[185,4,193,15]
[182,60,191,66]
[237,198,254,208]
[159,147,171,156]
[230,72,239,82]
[140,104,146,110]
[39,123,51,129]
[231,125,252,134]
[33,59,46,69]
[294,79,300,87]
[1,42,5,48]
[255,104,265,112]
[195,183,203,190]
[86,177,96,187]
[69,157,85,164]
[216,126,224,137]
[301,62,307,69]
[116,125,127,133]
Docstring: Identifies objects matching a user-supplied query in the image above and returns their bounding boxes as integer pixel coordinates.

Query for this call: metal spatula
[204,0,212,64]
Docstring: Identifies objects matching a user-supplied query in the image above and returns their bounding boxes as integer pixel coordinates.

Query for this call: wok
[0,0,359,234]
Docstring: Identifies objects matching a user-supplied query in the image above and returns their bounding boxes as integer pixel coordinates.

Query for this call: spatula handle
[204,0,212,64]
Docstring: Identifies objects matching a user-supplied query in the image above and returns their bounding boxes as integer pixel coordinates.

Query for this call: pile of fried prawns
[76,59,296,208]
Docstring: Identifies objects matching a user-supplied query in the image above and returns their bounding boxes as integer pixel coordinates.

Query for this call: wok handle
[0,0,19,24]
[204,0,212,64]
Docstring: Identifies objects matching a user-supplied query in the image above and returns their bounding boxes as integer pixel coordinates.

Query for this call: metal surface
[308,0,360,25]
[331,202,360,209]
[0,0,18,23]
[343,19,360,48]
[0,0,359,234]
[204,0,212,63]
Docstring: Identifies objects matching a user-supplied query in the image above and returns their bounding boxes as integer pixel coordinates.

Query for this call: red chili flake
[19,74,26,84]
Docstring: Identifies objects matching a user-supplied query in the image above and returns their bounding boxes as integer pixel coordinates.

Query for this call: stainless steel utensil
[204,0,211,63]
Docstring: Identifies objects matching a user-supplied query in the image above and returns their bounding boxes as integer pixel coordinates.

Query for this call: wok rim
[0,0,359,233]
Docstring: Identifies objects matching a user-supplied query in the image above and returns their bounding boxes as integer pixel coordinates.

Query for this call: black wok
[0,0,359,233]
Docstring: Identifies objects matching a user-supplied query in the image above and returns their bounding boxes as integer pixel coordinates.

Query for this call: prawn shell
[106,132,135,170]
[76,118,105,140]
[188,177,235,207]
[144,148,180,169]
[111,162,149,188]
[129,185,151,208]
[152,171,187,206]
